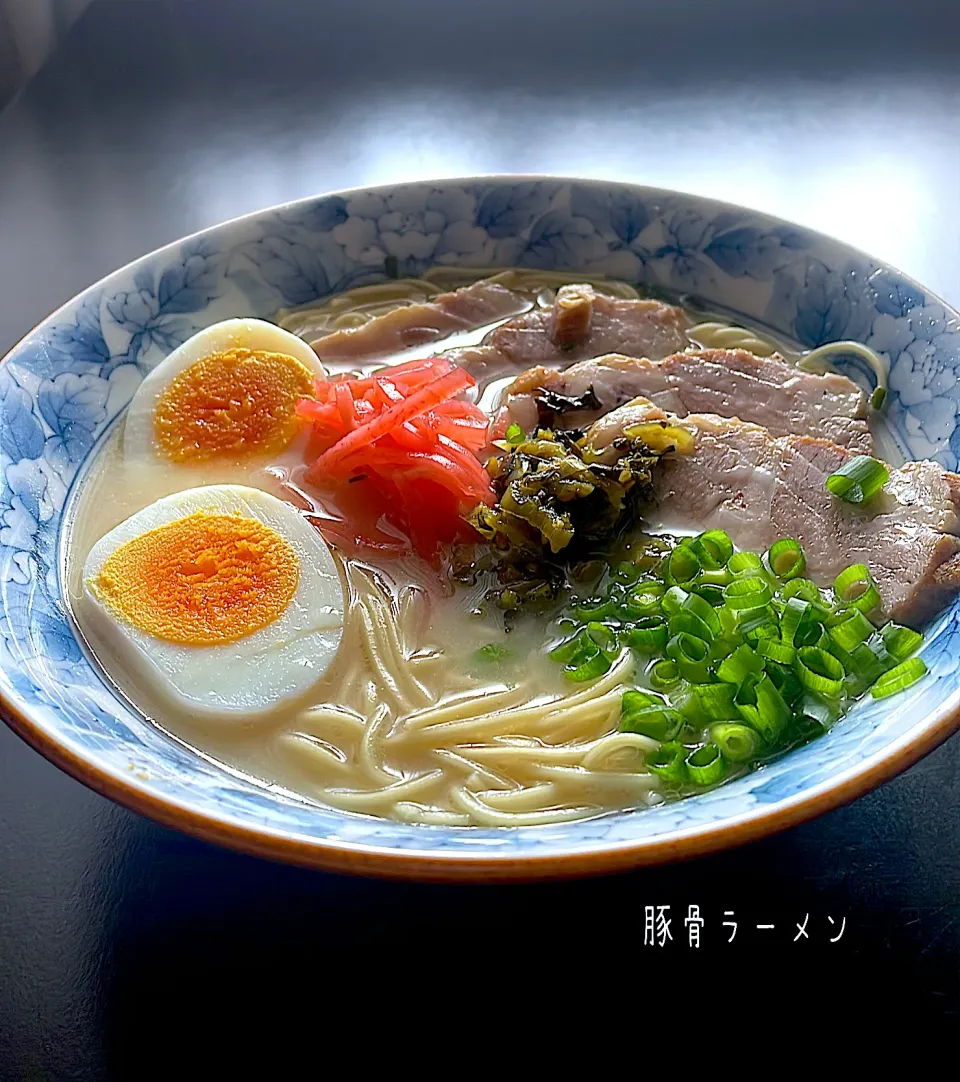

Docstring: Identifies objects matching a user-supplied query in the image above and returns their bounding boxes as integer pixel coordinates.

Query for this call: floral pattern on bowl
[2,178,959,879]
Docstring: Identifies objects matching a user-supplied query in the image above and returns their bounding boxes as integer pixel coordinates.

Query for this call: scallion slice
[689,529,734,569]
[767,538,806,580]
[668,545,701,584]
[661,585,689,616]
[795,646,845,697]
[505,422,525,445]
[723,575,773,610]
[649,658,681,690]
[728,551,764,576]
[624,617,669,653]
[473,643,511,664]
[689,681,738,721]
[563,652,611,682]
[669,608,715,644]
[870,657,928,698]
[665,632,711,682]
[879,622,924,662]
[739,606,780,642]
[682,590,722,636]
[829,608,875,652]
[645,742,687,784]
[694,582,727,607]
[709,722,762,763]
[758,638,796,665]
[586,621,619,658]
[833,564,881,616]
[574,596,618,621]
[782,577,823,604]
[717,643,764,685]
[620,580,665,620]
[826,455,890,504]
[686,743,726,786]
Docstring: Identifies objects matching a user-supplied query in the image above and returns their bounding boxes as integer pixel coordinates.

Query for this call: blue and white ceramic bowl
[2,178,958,880]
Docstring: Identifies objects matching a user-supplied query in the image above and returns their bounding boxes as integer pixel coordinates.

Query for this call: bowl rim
[3,174,959,881]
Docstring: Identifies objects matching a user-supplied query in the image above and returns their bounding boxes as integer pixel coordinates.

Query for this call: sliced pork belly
[310,281,530,363]
[501,349,872,452]
[486,284,689,368]
[586,399,960,627]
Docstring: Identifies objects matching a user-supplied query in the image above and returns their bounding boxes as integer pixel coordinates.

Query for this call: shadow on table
[93,755,958,1078]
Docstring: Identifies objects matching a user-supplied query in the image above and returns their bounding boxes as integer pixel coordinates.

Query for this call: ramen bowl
[2,177,959,880]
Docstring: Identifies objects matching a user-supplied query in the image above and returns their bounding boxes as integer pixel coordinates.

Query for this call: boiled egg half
[123,319,325,464]
[80,485,344,717]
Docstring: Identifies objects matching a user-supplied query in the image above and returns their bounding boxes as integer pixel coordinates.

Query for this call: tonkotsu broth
[66,269,892,826]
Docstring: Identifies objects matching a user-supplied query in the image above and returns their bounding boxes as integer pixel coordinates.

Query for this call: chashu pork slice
[586,398,960,627]
[310,280,531,363]
[501,348,872,452]
[486,283,689,368]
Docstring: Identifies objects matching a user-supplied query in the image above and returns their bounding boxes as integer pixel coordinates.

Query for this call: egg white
[80,485,344,718]
[123,319,326,463]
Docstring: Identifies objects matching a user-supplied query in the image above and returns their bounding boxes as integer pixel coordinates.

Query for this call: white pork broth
[66,269,899,826]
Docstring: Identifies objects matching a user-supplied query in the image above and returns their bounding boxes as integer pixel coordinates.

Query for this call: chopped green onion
[505,423,525,445]
[795,646,845,697]
[574,596,618,621]
[829,608,875,652]
[686,743,726,786]
[880,623,924,662]
[846,641,886,686]
[767,538,806,580]
[717,643,764,685]
[739,606,780,642]
[549,628,591,664]
[668,609,715,643]
[870,657,928,698]
[586,621,619,657]
[780,597,809,646]
[782,578,823,604]
[758,638,796,665]
[870,386,886,410]
[645,742,687,784]
[694,583,727,607]
[648,658,681,690]
[621,689,661,712]
[753,675,792,741]
[735,674,790,743]
[661,585,689,616]
[689,529,734,569]
[834,564,881,616]
[717,605,741,638]
[619,580,665,619]
[682,591,722,636]
[826,455,890,504]
[723,575,773,610]
[767,662,803,704]
[624,617,669,653]
[667,545,701,584]
[563,652,611,682]
[728,551,764,576]
[707,636,738,666]
[621,705,684,740]
[800,693,841,727]
[710,722,762,763]
[665,632,711,682]
[473,643,511,664]
[689,682,738,720]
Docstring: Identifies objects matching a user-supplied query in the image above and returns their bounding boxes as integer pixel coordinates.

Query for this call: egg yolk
[93,512,299,645]
[153,348,315,462]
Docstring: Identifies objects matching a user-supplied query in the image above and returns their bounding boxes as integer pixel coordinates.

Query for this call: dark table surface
[1,1,958,1075]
